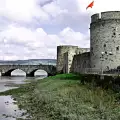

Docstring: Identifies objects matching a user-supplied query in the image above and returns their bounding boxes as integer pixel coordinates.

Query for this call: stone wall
[63,50,77,73]
[57,45,90,74]
[57,45,78,73]
[81,74,120,92]
[70,52,90,73]
[63,52,69,73]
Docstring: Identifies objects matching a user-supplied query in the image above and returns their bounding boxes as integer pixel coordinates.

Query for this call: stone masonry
[90,11,120,71]
[57,45,78,73]
[57,45,90,73]
[57,11,120,74]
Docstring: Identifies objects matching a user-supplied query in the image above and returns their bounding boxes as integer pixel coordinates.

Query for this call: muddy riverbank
[0,76,47,120]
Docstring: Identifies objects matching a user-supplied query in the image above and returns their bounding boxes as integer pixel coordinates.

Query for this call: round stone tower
[57,45,78,73]
[90,11,120,71]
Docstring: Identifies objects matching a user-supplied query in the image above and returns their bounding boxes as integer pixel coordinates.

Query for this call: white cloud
[0,0,49,22]
[1,0,120,60]
[42,1,67,18]
[0,0,120,23]
[0,24,89,60]
[59,27,89,47]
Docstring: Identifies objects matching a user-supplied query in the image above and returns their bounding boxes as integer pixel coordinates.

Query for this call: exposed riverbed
[0,69,47,120]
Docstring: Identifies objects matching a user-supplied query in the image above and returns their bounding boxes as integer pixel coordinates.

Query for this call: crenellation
[101,11,120,20]
[91,13,100,23]
[91,11,120,23]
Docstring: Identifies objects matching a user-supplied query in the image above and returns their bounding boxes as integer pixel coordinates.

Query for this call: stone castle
[57,11,120,74]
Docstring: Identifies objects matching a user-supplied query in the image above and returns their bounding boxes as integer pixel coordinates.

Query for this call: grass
[1,73,120,120]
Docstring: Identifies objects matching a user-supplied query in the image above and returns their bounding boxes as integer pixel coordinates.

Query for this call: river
[0,69,48,120]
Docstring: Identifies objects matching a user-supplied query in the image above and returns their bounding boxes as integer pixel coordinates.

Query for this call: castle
[57,11,120,74]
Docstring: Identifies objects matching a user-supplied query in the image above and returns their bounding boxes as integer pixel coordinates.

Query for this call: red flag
[86,1,94,9]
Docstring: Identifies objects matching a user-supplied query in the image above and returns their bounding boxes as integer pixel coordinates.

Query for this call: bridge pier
[48,73,56,77]
[2,72,12,76]
[26,73,34,77]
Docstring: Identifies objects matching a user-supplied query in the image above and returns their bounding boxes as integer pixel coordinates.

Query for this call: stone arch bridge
[0,65,56,76]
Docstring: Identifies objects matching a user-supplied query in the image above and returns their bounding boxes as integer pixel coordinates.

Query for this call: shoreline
[0,73,120,120]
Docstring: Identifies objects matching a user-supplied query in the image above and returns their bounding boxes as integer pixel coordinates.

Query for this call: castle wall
[57,11,120,74]
[63,52,69,73]
[63,50,77,73]
[57,45,78,73]
[90,11,120,71]
[70,52,90,73]
[57,45,90,74]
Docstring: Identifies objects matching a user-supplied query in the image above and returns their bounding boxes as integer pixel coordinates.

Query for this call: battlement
[57,45,78,49]
[91,13,100,22]
[91,11,120,23]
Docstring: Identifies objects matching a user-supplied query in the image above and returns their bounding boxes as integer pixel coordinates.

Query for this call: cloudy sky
[0,0,119,60]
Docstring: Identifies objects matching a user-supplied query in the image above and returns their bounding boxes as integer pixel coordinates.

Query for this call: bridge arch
[11,69,26,76]
[3,68,26,76]
[34,69,47,76]
[27,69,52,77]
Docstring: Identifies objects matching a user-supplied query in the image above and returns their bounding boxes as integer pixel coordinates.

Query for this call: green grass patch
[1,73,120,120]
[47,73,82,80]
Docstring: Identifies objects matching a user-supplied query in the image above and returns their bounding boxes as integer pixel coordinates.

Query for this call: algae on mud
[0,73,120,120]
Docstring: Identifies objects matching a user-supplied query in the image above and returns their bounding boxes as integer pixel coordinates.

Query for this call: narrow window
[113,32,116,35]
[104,44,106,47]
[116,46,119,51]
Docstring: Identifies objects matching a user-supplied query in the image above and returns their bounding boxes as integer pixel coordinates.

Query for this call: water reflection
[0,70,48,120]
[0,76,47,93]
[0,96,28,120]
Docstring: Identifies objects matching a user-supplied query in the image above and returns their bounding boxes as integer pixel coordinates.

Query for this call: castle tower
[90,11,120,71]
[57,45,78,73]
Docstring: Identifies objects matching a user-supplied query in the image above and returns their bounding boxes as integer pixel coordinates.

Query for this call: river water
[0,69,48,120]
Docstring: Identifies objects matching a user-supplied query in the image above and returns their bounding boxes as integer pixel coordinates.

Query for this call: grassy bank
[1,73,120,120]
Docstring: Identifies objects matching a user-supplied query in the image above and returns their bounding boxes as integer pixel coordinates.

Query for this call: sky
[0,0,119,60]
